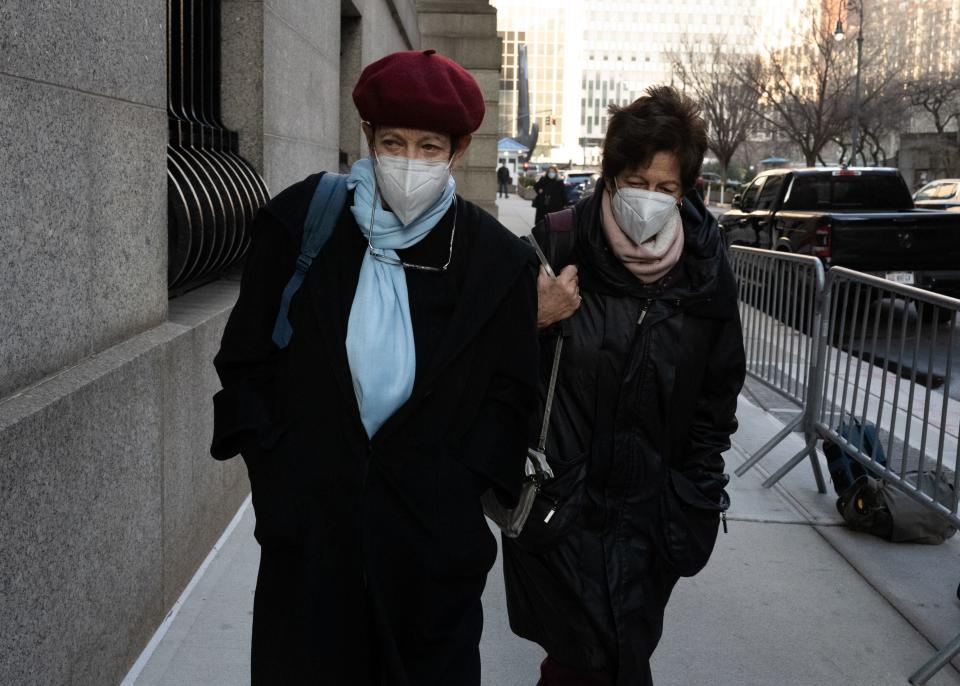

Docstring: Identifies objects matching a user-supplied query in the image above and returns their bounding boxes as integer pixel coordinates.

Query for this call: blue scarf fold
[345,157,456,438]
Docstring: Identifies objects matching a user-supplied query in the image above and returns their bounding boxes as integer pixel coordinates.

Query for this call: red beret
[352,50,485,137]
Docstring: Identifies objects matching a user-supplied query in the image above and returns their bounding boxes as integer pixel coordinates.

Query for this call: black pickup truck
[719,167,960,300]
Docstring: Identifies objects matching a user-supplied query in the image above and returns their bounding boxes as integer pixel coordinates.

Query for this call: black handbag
[481,333,563,538]
[482,234,585,550]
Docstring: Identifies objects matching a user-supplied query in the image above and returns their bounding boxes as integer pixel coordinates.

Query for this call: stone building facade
[0,2,499,685]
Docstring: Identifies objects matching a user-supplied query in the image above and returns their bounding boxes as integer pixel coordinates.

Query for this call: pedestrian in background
[498,160,512,198]
[211,49,539,686]
[505,85,746,686]
[533,165,566,224]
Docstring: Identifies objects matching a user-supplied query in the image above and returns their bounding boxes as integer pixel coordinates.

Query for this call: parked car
[913,178,960,211]
[564,170,600,204]
[719,167,960,307]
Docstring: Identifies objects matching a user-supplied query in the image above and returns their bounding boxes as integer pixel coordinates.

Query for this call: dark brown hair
[601,85,708,192]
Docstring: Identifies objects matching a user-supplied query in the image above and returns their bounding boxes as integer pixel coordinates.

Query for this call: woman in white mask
[533,164,566,224]
[212,50,539,685]
[503,85,746,686]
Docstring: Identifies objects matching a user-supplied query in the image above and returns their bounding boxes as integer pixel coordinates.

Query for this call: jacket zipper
[544,495,563,523]
[637,299,651,326]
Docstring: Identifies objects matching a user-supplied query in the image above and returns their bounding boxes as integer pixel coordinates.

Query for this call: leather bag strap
[526,232,564,453]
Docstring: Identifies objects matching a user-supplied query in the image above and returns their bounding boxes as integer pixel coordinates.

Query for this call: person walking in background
[498,160,512,198]
[533,165,566,224]
[211,49,539,686]
[504,85,746,686]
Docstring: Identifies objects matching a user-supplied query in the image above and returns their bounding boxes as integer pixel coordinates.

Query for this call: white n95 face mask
[373,152,452,225]
[610,182,680,245]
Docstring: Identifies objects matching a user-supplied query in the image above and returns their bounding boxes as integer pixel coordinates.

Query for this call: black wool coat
[503,185,746,686]
[211,173,539,686]
[534,175,566,216]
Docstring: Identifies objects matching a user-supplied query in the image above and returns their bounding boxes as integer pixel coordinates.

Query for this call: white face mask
[547,171,557,179]
[610,181,680,245]
[373,151,453,225]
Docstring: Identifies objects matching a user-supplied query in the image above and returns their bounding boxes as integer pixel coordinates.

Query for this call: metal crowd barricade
[802,268,960,685]
[728,246,828,493]
[812,268,959,527]
[731,248,960,682]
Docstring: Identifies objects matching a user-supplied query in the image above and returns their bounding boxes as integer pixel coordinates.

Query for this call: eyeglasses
[366,188,457,273]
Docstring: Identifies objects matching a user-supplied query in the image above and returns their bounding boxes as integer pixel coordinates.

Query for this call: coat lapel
[375,198,533,442]
[304,209,369,439]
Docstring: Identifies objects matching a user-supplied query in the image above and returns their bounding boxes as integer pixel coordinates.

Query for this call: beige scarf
[601,189,684,284]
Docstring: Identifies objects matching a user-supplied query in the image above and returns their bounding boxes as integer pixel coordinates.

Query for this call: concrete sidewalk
[122,388,960,686]
[495,193,537,237]
[122,196,960,685]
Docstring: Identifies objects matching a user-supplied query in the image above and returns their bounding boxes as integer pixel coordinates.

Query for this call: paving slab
[495,194,536,237]
[652,519,960,686]
[734,390,960,677]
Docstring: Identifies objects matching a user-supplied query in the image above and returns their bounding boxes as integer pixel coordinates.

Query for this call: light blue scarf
[345,157,456,438]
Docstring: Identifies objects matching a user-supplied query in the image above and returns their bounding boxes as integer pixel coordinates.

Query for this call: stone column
[417,1,501,218]
[221,0,342,194]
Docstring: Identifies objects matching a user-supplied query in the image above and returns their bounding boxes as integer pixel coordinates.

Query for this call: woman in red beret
[211,50,539,685]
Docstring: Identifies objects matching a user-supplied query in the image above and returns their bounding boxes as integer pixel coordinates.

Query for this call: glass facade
[491,0,959,162]
[492,0,797,162]
[858,0,960,82]
[494,1,568,150]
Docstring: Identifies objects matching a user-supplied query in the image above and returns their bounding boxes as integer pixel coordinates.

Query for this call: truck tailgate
[830,211,960,271]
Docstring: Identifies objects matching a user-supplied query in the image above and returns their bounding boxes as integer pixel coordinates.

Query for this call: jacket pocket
[515,458,587,554]
[242,423,304,547]
[657,469,728,577]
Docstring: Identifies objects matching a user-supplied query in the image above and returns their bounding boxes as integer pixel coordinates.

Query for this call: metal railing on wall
[167,0,269,294]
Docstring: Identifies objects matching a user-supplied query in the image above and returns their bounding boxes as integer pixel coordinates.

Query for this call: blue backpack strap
[271,172,349,348]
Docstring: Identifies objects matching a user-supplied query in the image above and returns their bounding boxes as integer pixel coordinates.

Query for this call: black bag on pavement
[826,419,957,544]
[839,472,957,544]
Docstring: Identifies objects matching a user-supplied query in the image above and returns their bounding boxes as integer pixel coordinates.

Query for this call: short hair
[601,85,708,192]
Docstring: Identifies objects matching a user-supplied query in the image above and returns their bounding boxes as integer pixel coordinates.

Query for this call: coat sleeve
[210,207,298,460]
[460,262,540,507]
[679,313,746,496]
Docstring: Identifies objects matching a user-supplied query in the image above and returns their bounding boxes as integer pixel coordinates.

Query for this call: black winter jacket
[211,173,539,685]
[503,183,745,685]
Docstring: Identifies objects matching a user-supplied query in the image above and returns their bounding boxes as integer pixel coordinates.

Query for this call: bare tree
[905,76,960,174]
[833,73,907,166]
[668,38,759,188]
[906,76,960,135]
[739,12,858,167]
